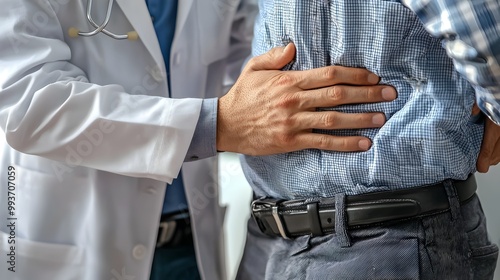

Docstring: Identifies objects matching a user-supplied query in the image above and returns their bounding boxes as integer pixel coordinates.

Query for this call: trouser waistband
[251,175,477,239]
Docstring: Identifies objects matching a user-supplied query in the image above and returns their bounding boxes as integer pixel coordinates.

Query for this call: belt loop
[307,202,323,236]
[443,179,462,221]
[335,193,351,248]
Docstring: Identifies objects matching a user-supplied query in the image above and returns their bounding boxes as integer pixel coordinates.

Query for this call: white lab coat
[0,0,256,279]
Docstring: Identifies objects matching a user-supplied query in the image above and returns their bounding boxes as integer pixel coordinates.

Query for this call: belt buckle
[251,197,283,211]
[156,220,177,248]
[251,197,290,239]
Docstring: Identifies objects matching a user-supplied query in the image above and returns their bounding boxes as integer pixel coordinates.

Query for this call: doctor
[0,0,401,279]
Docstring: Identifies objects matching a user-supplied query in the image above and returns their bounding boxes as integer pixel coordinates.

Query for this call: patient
[237,0,500,279]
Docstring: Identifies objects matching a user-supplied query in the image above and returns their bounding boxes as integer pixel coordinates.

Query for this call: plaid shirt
[403,0,500,125]
[240,0,497,199]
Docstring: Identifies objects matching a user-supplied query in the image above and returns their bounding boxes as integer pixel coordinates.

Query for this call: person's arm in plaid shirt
[403,0,500,124]
[403,0,500,172]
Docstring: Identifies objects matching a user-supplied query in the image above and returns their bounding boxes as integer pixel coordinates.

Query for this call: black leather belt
[251,175,477,239]
[156,211,193,248]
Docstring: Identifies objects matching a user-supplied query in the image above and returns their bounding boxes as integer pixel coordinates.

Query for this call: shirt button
[132,244,146,260]
[173,52,181,66]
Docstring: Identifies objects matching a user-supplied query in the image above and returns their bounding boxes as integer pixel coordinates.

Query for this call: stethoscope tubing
[79,0,115,37]
[69,0,137,40]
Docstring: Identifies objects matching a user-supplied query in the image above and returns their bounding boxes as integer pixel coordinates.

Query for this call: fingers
[290,66,380,90]
[477,144,500,173]
[477,117,500,173]
[476,158,490,173]
[477,134,492,173]
[296,111,386,130]
[247,43,296,71]
[298,85,397,109]
[477,133,500,173]
[294,134,372,152]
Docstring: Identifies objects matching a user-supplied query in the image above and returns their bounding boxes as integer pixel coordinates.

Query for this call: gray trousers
[237,182,498,280]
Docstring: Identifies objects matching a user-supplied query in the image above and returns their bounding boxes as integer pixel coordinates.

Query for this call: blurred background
[219,152,500,280]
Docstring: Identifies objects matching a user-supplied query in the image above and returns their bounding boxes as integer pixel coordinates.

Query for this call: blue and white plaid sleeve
[403,0,500,124]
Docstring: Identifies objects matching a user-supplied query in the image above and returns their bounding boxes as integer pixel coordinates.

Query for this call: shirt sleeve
[185,98,218,161]
[403,0,500,124]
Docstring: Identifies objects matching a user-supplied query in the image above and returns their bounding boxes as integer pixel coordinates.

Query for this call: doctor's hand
[473,105,500,172]
[217,43,397,156]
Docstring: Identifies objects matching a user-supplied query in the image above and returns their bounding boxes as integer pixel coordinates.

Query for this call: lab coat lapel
[115,0,165,72]
[175,0,194,36]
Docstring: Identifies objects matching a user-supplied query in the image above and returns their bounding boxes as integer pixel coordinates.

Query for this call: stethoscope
[68,0,138,40]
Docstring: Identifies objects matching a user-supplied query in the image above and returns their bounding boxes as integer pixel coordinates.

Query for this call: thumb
[248,43,296,71]
[477,155,490,173]
[477,141,492,173]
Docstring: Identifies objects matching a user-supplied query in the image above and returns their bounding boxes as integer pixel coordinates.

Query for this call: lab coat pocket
[13,165,91,251]
[196,0,239,65]
[0,230,85,280]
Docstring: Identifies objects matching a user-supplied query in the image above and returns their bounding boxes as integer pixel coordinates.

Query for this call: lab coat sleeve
[0,0,199,183]
[403,0,500,124]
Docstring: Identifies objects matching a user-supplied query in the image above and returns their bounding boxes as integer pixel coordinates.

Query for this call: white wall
[476,168,500,280]
[220,153,500,280]
[219,153,253,280]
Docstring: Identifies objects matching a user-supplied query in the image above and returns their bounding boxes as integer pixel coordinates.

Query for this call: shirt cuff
[185,98,218,161]
[475,87,500,126]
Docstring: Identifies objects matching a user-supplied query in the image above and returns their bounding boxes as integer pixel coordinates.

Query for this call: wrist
[216,97,230,152]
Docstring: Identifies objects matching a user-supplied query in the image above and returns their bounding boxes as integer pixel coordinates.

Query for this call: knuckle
[274,73,296,86]
[271,47,282,59]
[324,67,337,80]
[340,138,352,150]
[247,55,262,68]
[315,135,331,149]
[246,58,257,70]
[329,87,345,102]
[322,113,338,128]
[366,87,376,99]
[276,94,299,108]
[276,132,295,146]
[280,115,295,127]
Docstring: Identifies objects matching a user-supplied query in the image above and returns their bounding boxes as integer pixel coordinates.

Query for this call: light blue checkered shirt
[240,0,498,199]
